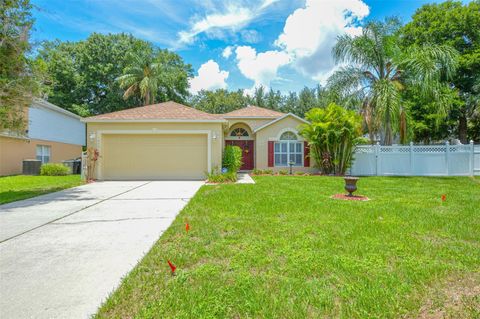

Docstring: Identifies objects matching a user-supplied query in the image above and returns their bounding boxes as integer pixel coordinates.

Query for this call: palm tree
[328,18,457,145]
[116,53,162,105]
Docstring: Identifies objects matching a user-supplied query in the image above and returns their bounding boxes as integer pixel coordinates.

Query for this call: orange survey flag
[441,194,446,202]
[186,223,190,233]
[167,260,176,274]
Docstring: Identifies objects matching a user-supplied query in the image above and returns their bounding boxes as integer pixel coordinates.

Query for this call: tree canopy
[37,33,192,115]
[329,17,458,145]
[188,89,248,114]
[0,0,39,132]
[187,85,340,118]
[400,0,480,142]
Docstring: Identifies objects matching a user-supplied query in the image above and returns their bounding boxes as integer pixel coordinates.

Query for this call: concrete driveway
[0,181,203,319]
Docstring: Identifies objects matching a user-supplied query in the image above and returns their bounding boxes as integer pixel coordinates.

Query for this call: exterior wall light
[89,132,96,141]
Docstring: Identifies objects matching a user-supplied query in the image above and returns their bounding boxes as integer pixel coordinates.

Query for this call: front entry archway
[226,140,254,170]
[226,125,254,170]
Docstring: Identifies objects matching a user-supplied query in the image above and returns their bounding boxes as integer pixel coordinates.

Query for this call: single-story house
[83,101,315,180]
[0,99,86,176]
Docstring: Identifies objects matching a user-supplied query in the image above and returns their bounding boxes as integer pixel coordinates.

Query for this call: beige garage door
[101,134,207,180]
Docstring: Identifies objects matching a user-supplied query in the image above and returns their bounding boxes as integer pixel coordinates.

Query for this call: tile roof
[84,101,223,121]
[223,105,285,118]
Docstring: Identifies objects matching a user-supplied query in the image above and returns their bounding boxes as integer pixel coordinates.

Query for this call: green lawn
[0,175,83,205]
[96,176,480,319]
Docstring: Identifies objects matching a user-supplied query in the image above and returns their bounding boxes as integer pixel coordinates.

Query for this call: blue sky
[31,0,470,94]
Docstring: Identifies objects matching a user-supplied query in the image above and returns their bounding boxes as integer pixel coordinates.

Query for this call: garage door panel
[102,134,207,180]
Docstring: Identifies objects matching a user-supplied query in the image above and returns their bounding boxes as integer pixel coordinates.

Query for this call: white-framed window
[36,145,51,163]
[274,132,303,166]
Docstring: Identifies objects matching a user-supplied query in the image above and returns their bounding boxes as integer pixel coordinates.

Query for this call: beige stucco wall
[0,136,82,176]
[255,116,317,173]
[226,118,273,132]
[86,122,224,180]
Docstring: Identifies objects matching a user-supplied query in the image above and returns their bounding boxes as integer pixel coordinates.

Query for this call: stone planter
[344,176,359,197]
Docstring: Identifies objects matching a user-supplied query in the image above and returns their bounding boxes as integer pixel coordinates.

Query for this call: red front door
[226,140,254,170]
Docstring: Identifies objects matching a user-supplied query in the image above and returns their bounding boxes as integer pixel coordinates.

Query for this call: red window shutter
[268,141,274,167]
[304,141,310,167]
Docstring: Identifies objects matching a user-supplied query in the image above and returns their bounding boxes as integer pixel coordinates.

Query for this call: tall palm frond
[328,17,457,145]
[327,66,372,97]
[116,53,162,105]
[372,79,401,144]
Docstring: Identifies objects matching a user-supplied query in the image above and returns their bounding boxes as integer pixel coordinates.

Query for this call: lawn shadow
[0,185,93,208]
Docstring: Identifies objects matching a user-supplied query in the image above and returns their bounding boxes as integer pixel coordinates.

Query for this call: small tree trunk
[368,127,375,144]
[458,114,467,144]
[144,90,151,106]
[384,109,392,145]
[363,102,375,144]
[399,109,407,144]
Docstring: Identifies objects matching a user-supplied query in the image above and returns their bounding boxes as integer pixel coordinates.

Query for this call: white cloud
[235,45,290,89]
[222,46,233,59]
[189,60,229,94]
[240,29,261,43]
[259,0,279,10]
[178,6,250,44]
[275,0,370,83]
[177,0,278,45]
[185,0,370,91]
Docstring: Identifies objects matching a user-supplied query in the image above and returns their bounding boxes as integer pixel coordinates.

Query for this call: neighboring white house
[0,99,86,176]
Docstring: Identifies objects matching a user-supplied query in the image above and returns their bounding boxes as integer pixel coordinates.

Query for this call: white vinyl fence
[350,141,479,176]
[475,145,480,176]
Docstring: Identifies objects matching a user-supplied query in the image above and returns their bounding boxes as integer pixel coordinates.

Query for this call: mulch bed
[331,194,370,201]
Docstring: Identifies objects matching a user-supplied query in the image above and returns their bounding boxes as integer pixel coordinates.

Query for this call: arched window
[230,128,249,137]
[275,131,303,166]
[280,131,297,140]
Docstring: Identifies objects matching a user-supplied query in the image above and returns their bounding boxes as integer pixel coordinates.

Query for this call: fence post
[375,142,380,176]
[445,141,450,176]
[471,140,475,176]
[81,151,87,181]
[410,142,414,175]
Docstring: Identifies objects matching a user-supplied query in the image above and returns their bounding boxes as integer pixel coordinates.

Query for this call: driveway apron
[0,180,203,319]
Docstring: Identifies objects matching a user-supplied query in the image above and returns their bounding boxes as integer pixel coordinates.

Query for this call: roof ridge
[84,101,223,121]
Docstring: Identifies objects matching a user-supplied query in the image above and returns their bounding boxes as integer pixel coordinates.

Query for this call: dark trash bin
[62,159,82,174]
[73,159,81,174]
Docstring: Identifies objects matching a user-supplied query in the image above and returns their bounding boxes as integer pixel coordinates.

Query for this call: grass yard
[96,176,480,319]
[0,175,83,205]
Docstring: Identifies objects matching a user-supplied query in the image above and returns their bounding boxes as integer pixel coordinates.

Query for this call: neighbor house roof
[33,98,82,120]
[83,101,225,122]
[223,105,285,118]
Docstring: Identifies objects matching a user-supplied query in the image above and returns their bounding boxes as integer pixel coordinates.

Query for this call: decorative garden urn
[344,176,359,197]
